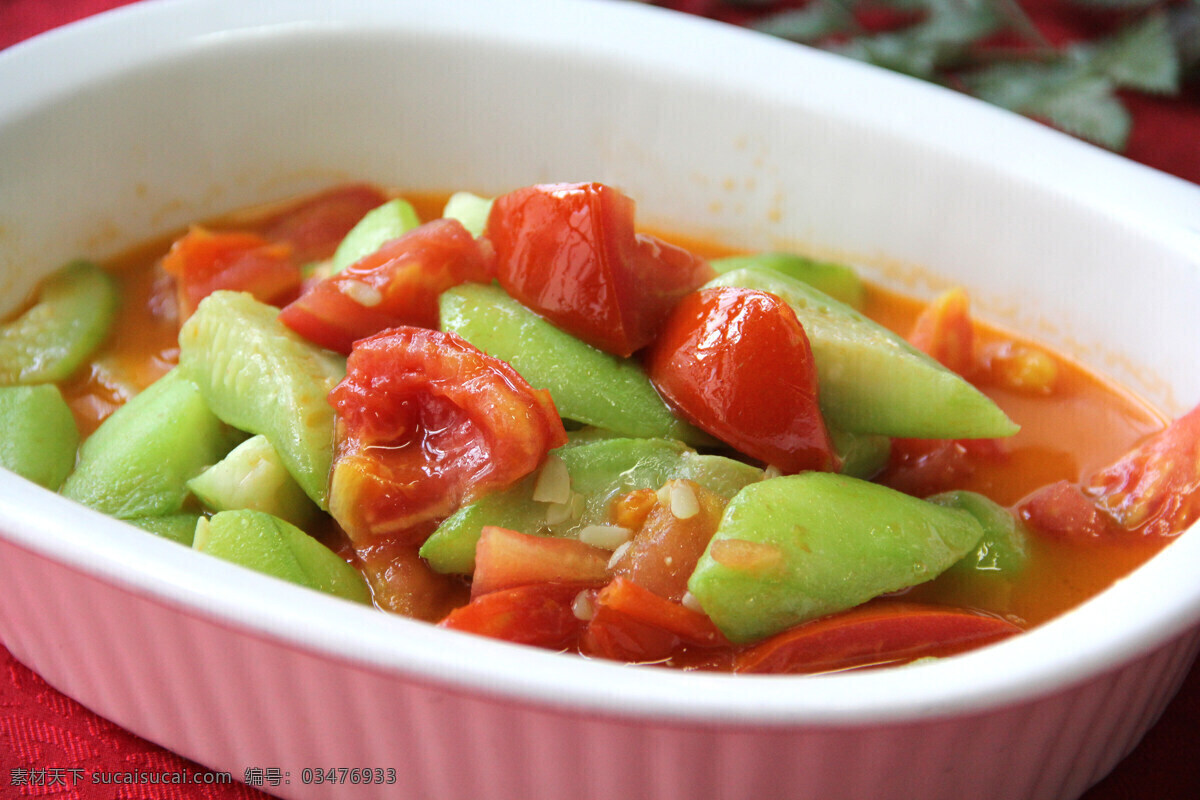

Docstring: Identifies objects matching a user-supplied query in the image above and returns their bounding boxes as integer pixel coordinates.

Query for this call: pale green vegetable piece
[668,451,762,501]
[929,490,1030,578]
[564,426,627,445]
[688,472,985,643]
[330,198,421,273]
[419,474,542,575]
[440,283,706,443]
[61,369,240,518]
[706,267,1018,439]
[0,260,119,385]
[711,252,866,309]
[441,191,494,237]
[178,291,346,509]
[187,434,319,528]
[126,513,202,546]
[194,509,370,603]
[830,427,891,480]
[556,437,687,531]
[0,384,79,490]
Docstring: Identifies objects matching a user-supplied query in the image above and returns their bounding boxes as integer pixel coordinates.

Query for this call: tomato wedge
[487,182,714,357]
[355,539,469,622]
[260,183,390,263]
[328,327,568,546]
[1088,403,1200,536]
[279,218,495,353]
[581,578,728,664]
[439,582,592,650]
[609,480,723,602]
[471,526,611,599]
[881,435,1009,498]
[907,287,975,377]
[1015,479,1121,542]
[734,602,1022,674]
[645,286,837,473]
[161,227,301,319]
[1019,403,1200,540]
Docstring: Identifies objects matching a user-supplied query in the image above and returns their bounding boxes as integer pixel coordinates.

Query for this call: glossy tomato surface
[734,602,1023,674]
[280,218,494,353]
[1019,404,1200,541]
[160,227,300,318]
[328,327,567,545]
[487,182,713,357]
[646,286,836,473]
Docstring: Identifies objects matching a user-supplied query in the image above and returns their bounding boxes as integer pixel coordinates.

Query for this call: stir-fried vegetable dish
[3,181,1197,674]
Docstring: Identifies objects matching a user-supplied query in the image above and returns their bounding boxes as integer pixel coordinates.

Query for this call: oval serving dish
[2,2,1200,799]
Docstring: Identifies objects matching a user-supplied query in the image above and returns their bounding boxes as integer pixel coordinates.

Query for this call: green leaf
[828,0,1009,78]
[919,0,1006,42]
[964,59,1131,149]
[751,2,859,43]
[836,33,947,78]
[742,0,1187,152]
[963,60,1068,109]
[1088,10,1179,93]
[1023,73,1131,149]
[875,0,940,11]
[1172,2,1200,75]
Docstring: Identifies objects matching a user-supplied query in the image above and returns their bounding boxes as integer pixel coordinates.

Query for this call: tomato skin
[279,218,494,353]
[583,577,728,660]
[260,183,390,263]
[609,480,723,602]
[881,435,1009,498]
[1087,403,1200,537]
[487,182,714,357]
[1018,403,1200,540]
[1015,480,1121,542]
[645,287,837,473]
[328,327,568,546]
[439,582,592,650]
[161,227,301,319]
[581,578,728,664]
[907,287,975,377]
[734,602,1022,675]
[581,602,679,664]
[355,540,469,622]
[471,526,611,599]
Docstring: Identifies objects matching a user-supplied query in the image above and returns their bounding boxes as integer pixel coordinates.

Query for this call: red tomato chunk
[1019,404,1200,541]
[440,582,593,651]
[328,327,567,546]
[487,182,715,357]
[260,183,390,263]
[280,218,494,353]
[734,602,1023,675]
[645,286,837,473]
[161,227,301,319]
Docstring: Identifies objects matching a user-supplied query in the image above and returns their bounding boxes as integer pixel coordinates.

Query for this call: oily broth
[59,190,1176,645]
[862,286,1169,627]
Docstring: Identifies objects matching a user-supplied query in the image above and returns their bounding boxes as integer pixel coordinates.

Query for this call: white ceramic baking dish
[2,2,1200,798]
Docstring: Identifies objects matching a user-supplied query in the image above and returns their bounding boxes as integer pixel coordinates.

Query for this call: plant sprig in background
[715,0,1200,150]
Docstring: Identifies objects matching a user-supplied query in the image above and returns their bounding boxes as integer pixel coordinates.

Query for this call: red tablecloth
[1,1,1198,798]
